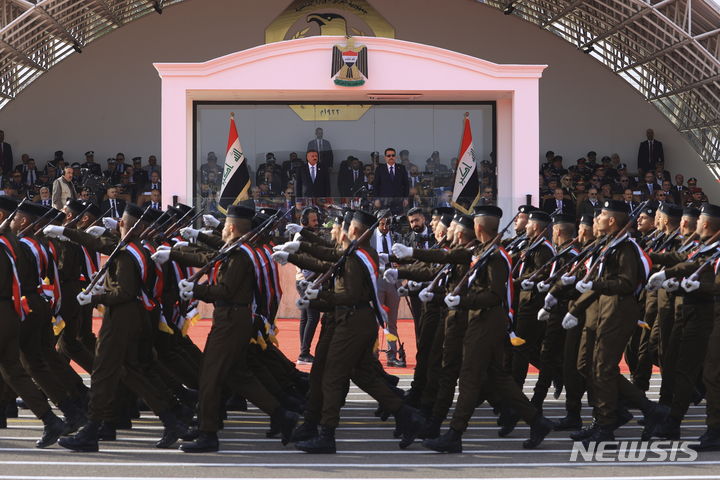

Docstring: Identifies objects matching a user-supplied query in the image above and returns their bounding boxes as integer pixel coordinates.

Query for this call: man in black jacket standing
[294,150,331,200]
[637,128,664,174]
[373,148,409,212]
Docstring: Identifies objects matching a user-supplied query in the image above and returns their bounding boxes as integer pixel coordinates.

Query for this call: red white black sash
[354,248,386,328]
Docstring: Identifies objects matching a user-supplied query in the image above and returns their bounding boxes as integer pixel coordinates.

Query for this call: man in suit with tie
[637,128,664,174]
[639,171,661,200]
[337,157,364,197]
[372,215,403,367]
[147,171,161,192]
[38,186,52,207]
[22,158,41,190]
[294,150,330,199]
[142,189,162,211]
[0,130,13,175]
[114,152,128,175]
[622,189,639,211]
[100,186,126,218]
[306,128,333,169]
[542,188,575,216]
[373,148,409,212]
[673,173,690,204]
[579,187,601,218]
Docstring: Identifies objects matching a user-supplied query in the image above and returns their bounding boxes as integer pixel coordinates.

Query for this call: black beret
[332,213,344,224]
[165,206,181,218]
[258,207,278,217]
[0,196,18,212]
[454,213,474,231]
[517,205,536,214]
[353,210,376,228]
[700,203,720,219]
[552,213,575,225]
[226,205,255,220]
[124,203,144,219]
[154,210,175,228]
[638,204,656,217]
[432,206,454,216]
[175,203,193,216]
[144,208,163,224]
[528,210,551,223]
[17,202,47,219]
[82,202,101,218]
[683,207,700,218]
[579,214,594,226]
[48,208,64,224]
[85,151,94,156]
[440,213,454,228]
[407,207,424,217]
[252,213,269,229]
[65,199,86,215]
[601,200,630,214]
[342,210,355,232]
[658,203,683,219]
[473,205,503,218]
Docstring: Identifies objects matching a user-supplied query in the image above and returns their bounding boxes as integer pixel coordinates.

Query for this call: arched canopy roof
[1,0,718,172]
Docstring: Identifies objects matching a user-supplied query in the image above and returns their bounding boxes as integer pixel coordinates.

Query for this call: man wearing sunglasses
[372,148,409,204]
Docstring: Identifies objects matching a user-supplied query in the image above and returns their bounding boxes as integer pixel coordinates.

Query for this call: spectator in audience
[674,173,689,202]
[38,186,51,207]
[660,179,678,204]
[81,151,102,176]
[101,186,126,218]
[560,175,575,199]
[654,161,672,184]
[103,158,117,182]
[580,187,601,217]
[408,164,423,191]
[142,189,162,211]
[8,170,26,198]
[548,155,568,178]
[145,155,161,175]
[369,151,380,171]
[479,187,495,206]
[589,173,602,191]
[256,152,281,187]
[638,128,664,174]
[114,152,128,175]
[338,156,363,197]
[399,150,417,171]
[600,183,613,202]
[70,163,83,191]
[262,170,281,195]
[0,129,13,175]
[687,188,706,208]
[147,171,161,192]
[608,153,622,179]
[307,127,333,169]
[15,153,29,173]
[51,166,77,210]
[374,148,410,202]
[132,157,149,189]
[294,150,330,199]
[23,158,40,189]
[200,152,223,187]
[623,189,639,210]
[425,151,448,173]
[78,187,92,203]
[281,152,303,189]
[586,150,598,167]
[408,187,425,209]
[654,189,669,206]
[118,171,137,202]
[614,175,632,194]
[281,187,295,210]
[639,171,659,200]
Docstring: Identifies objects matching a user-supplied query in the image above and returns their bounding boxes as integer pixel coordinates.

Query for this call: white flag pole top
[219,112,245,198]
[451,113,477,213]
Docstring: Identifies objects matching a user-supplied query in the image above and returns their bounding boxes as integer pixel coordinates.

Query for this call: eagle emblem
[331,37,368,87]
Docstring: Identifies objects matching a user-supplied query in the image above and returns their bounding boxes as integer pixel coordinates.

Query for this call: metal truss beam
[0,38,44,70]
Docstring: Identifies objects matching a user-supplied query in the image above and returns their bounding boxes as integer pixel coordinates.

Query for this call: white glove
[444,294,461,308]
[102,217,118,231]
[646,270,667,291]
[560,274,576,286]
[378,253,389,266]
[537,308,550,322]
[173,241,189,248]
[76,291,92,306]
[681,277,700,292]
[398,286,409,297]
[178,279,194,301]
[296,298,310,310]
[407,280,423,291]
[576,280,593,293]
[297,279,310,290]
[200,228,214,235]
[151,247,171,265]
[90,280,105,295]
[43,225,65,239]
[285,223,303,235]
[383,268,398,284]
[419,288,434,303]
[392,243,413,259]
[85,226,106,238]
[180,227,200,242]
[202,214,220,229]
[272,251,289,265]
[544,293,558,310]
[562,312,579,330]
[521,279,535,291]
[305,286,320,300]
[274,241,300,253]
[662,278,679,292]
[537,281,550,292]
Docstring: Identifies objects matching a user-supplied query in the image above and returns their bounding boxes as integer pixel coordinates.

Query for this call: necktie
[382,234,389,254]
[317,139,321,152]
[310,166,316,182]
[557,199,562,211]
[649,140,653,161]
[389,166,395,179]
[353,170,358,183]
[111,199,117,217]
[648,183,653,193]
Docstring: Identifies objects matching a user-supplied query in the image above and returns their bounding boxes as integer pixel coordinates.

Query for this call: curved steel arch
[0,0,718,172]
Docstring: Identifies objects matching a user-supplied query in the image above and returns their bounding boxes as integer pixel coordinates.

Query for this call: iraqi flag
[218,113,251,214]
[451,113,481,215]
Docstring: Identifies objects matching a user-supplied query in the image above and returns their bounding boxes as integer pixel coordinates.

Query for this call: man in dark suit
[141,189,162,211]
[579,187,601,218]
[673,173,690,204]
[337,157,364,197]
[294,149,330,199]
[373,148,409,199]
[0,130,13,175]
[542,188,575,216]
[637,128,664,174]
[638,171,662,201]
[306,127,333,169]
[100,186,126,218]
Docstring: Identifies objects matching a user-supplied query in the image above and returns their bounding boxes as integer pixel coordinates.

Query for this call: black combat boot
[691,427,720,451]
[156,411,185,449]
[296,425,336,454]
[37,410,66,449]
[652,415,681,440]
[422,427,462,453]
[395,404,424,449]
[180,431,219,453]
[581,425,616,449]
[523,415,553,449]
[417,416,443,440]
[554,412,583,431]
[290,420,318,443]
[58,419,100,452]
[497,408,519,437]
[641,402,670,441]
[58,398,87,435]
[270,407,299,445]
[98,421,116,441]
[570,418,598,441]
